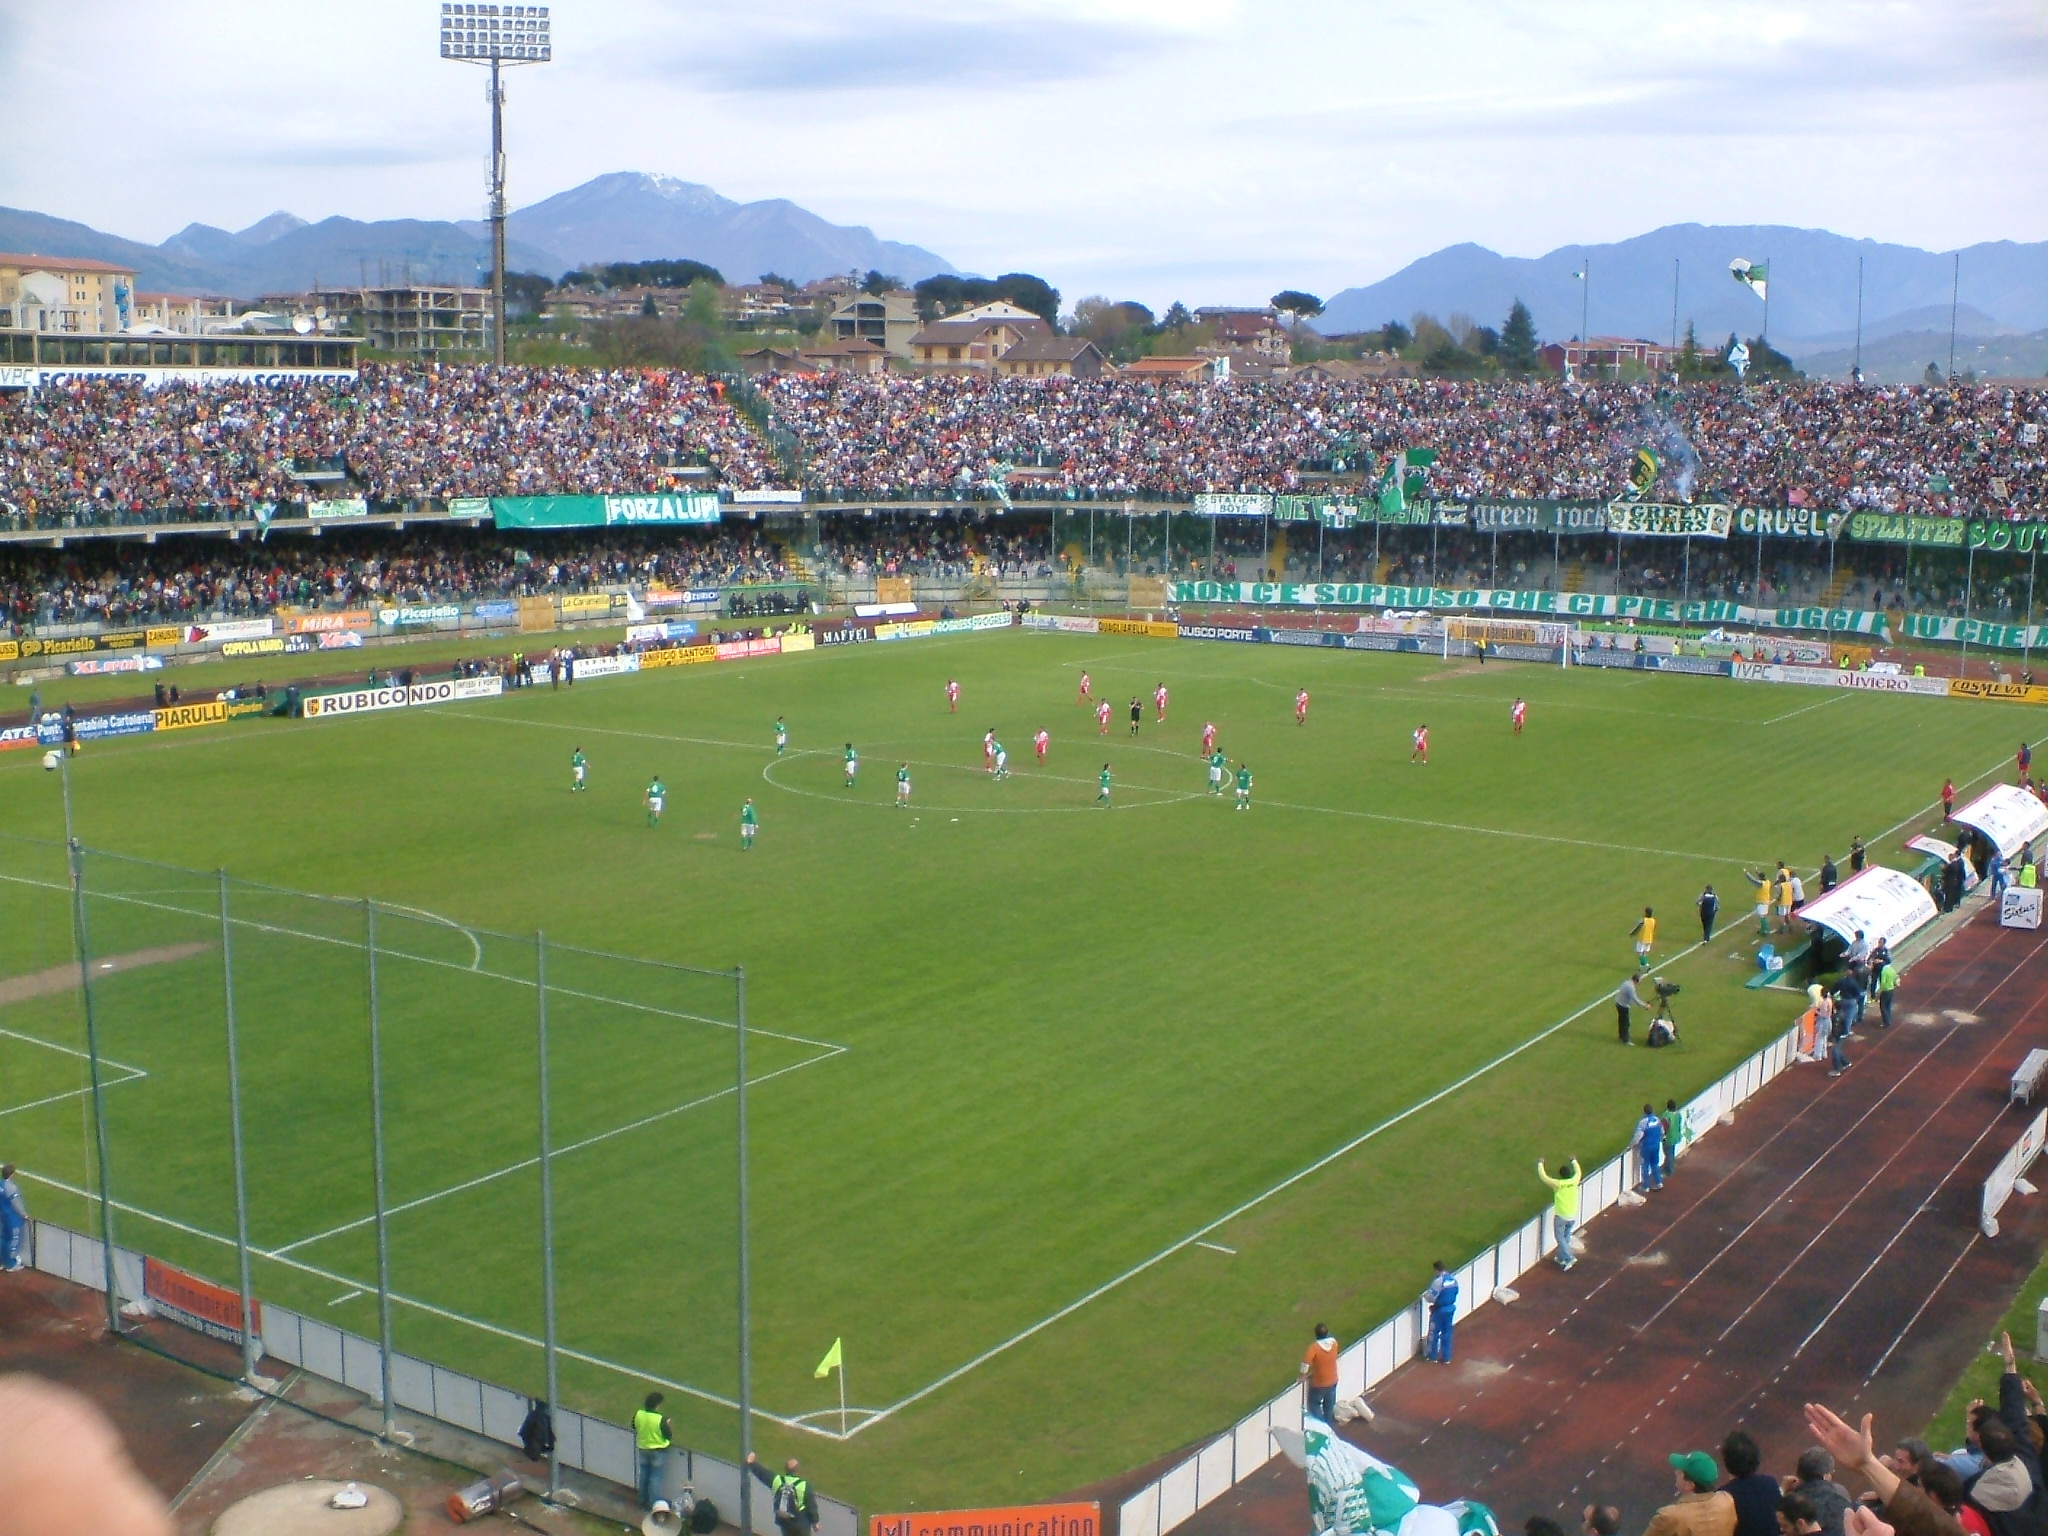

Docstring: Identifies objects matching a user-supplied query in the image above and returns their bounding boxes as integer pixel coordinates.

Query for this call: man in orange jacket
[1300,1323,1340,1424]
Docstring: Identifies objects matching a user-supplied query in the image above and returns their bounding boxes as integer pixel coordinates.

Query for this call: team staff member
[747,1452,820,1536]
[633,1391,674,1510]
[1616,973,1646,1045]
[1698,885,1720,942]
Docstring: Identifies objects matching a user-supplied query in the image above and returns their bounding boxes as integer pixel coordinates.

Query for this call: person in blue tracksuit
[1422,1259,1459,1363]
[1633,1104,1666,1192]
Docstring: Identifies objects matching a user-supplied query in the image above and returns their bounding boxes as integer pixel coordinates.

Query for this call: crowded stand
[757,373,2048,513]
[0,530,792,630]
[0,364,776,524]
[3,368,2045,526]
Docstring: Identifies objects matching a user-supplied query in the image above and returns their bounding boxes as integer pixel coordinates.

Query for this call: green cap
[1670,1452,1718,1489]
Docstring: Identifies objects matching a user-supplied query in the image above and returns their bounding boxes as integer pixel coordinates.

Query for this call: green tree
[759,271,793,289]
[1380,319,1412,351]
[1499,299,1538,371]
[1924,361,1945,387]
[861,269,901,295]
[1161,301,1194,330]
[641,293,660,318]
[1271,290,1324,330]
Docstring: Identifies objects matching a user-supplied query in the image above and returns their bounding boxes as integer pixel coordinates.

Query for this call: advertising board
[638,644,718,668]
[155,702,228,731]
[183,619,276,645]
[143,1257,259,1346]
[869,1504,1099,1536]
[38,711,155,745]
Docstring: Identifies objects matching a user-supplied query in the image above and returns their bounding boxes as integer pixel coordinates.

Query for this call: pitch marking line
[270,1043,845,1257]
[0,873,840,1053]
[15,1165,816,1430]
[0,1028,148,1120]
[1760,693,1850,726]
[836,734,2042,1438]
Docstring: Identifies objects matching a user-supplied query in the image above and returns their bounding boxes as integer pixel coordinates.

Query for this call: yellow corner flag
[814,1338,842,1379]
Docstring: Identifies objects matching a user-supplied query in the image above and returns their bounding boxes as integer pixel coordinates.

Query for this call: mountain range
[0,172,956,298]
[1313,224,2048,379]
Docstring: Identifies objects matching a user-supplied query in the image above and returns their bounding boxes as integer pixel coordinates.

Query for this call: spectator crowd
[0,529,792,629]
[2,366,2043,525]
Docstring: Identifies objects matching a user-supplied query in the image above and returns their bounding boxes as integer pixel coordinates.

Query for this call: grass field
[0,627,2037,1515]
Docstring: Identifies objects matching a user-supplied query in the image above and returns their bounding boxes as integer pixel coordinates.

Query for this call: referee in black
[1129,697,1142,735]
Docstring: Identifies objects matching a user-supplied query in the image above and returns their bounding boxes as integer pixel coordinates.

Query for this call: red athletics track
[1173,910,2048,1536]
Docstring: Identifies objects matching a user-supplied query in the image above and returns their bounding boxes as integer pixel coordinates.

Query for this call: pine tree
[1499,299,1538,371]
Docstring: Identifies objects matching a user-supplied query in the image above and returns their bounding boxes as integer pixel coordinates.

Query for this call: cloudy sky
[0,0,2041,309]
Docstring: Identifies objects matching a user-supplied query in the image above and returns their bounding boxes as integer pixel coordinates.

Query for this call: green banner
[1169,580,1890,636]
[1844,513,1968,548]
[1897,614,2048,650]
[491,494,721,529]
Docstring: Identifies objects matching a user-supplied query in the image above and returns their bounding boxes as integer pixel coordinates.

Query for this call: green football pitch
[0,628,2033,1514]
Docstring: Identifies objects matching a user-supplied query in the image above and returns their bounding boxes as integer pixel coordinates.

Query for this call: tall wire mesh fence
[0,830,767,1499]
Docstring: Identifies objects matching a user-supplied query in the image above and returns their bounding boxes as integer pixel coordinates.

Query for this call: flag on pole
[1729,259,1768,303]
[1378,452,1407,518]
[814,1338,842,1378]
[1727,339,1751,379]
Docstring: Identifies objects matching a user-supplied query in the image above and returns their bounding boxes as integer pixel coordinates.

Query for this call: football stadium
[3,9,2048,1536]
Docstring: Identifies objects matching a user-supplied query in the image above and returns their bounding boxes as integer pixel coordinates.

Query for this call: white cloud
[0,0,2038,309]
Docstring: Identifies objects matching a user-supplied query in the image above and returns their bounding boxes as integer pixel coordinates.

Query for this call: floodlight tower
[439,3,551,365]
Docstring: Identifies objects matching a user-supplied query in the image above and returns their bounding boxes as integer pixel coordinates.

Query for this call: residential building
[0,253,139,334]
[129,293,239,334]
[737,346,812,376]
[722,282,798,330]
[302,283,492,354]
[1120,355,1222,384]
[941,299,1046,326]
[995,336,1107,379]
[826,290,920,356]
[799,336,891,375]
[1293,354,1413,382]
[1199,307,1291,364]
[1544,336,1676,377]
[908,315,1051,370]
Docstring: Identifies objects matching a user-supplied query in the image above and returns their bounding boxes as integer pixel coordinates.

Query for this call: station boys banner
[1169,581,1890,636]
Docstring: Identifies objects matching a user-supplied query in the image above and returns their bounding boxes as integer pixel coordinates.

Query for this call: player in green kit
[992,739,1010,780]
[571,747,587,792]
[1234,762,1252,810]
[774,717,788,756]
[1097,763,1112,804]
[645,776,666,826]
[1207,748,1226,795]
[843,743,858,787]
[895,763,911,807]
[740,798,758,849]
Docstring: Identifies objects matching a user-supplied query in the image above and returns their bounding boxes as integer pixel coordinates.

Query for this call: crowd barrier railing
[27,1218,860,1536]
[1116,1020,1803,1536]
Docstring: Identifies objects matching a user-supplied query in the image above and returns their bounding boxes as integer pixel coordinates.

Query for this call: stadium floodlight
[439,4,552,365]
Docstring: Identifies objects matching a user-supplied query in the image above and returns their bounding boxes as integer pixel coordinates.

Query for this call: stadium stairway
[1562,560,1587,593]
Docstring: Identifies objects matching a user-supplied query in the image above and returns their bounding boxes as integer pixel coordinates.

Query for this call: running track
[1170,910,2048,1535]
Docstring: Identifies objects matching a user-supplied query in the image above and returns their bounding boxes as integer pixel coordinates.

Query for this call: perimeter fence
[0,829,830,1529]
